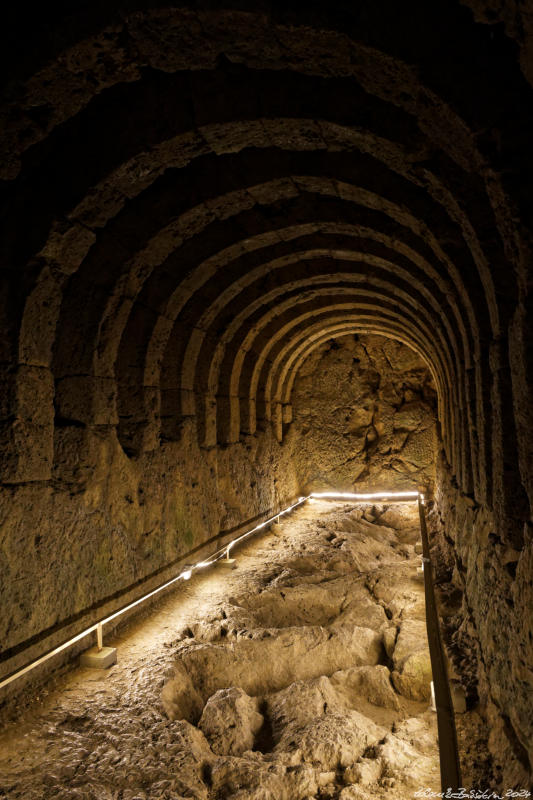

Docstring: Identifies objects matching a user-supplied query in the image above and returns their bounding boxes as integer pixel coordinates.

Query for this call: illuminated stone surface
[79,646,117,670]
[288,335,436,492]
[0,502,440,799]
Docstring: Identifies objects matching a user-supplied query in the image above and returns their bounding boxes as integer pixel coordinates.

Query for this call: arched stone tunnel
[0,0,532,794]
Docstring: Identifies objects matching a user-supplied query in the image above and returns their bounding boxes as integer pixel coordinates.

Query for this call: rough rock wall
[430,453,533,788]
[0,423,299,655]
[287,334,437,492]
[0,332,436,663]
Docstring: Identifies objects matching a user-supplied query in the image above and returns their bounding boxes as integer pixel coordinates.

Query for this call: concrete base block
[220,558,237,569]
[80,646,117,669]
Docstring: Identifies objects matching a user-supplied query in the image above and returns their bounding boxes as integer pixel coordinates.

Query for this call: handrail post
[96,622,103,652]
[418,496,462,791]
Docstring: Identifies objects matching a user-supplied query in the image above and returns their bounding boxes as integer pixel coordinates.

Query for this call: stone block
[80,646,117,669]
[55,375,118,425]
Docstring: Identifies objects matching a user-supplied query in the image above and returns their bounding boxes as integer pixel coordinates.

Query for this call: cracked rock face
[287,333,437,492]
[161,501,439,799]
[391,619,433,702]
[198,687,263,756]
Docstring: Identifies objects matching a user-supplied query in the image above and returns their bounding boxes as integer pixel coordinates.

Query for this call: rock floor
[0,500,440,799]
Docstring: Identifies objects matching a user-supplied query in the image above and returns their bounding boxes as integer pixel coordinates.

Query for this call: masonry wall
[0,425,298,657]
[430,454,533,788]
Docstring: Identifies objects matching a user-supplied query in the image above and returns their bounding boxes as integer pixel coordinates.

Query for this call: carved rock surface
[159,502,440,797]
[0,501,439,799]
[391,619,432,702]
[287,335,436,492]
[198,687,263,755]
[164,623,383,705]
[330,665,401,711]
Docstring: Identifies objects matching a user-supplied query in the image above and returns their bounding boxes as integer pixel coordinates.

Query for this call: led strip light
[311,491,420,500]
[0,490,420,691]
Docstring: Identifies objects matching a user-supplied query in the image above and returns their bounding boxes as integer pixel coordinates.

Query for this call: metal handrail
[418,496,462,791]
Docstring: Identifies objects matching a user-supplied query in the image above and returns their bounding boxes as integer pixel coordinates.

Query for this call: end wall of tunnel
[0,1,532,788]
[286,334,437,492]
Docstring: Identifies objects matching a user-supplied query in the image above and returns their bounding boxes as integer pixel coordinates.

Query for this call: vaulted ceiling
[1,1,532,543]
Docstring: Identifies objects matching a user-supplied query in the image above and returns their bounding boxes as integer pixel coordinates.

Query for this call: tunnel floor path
[0,500,439,799]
